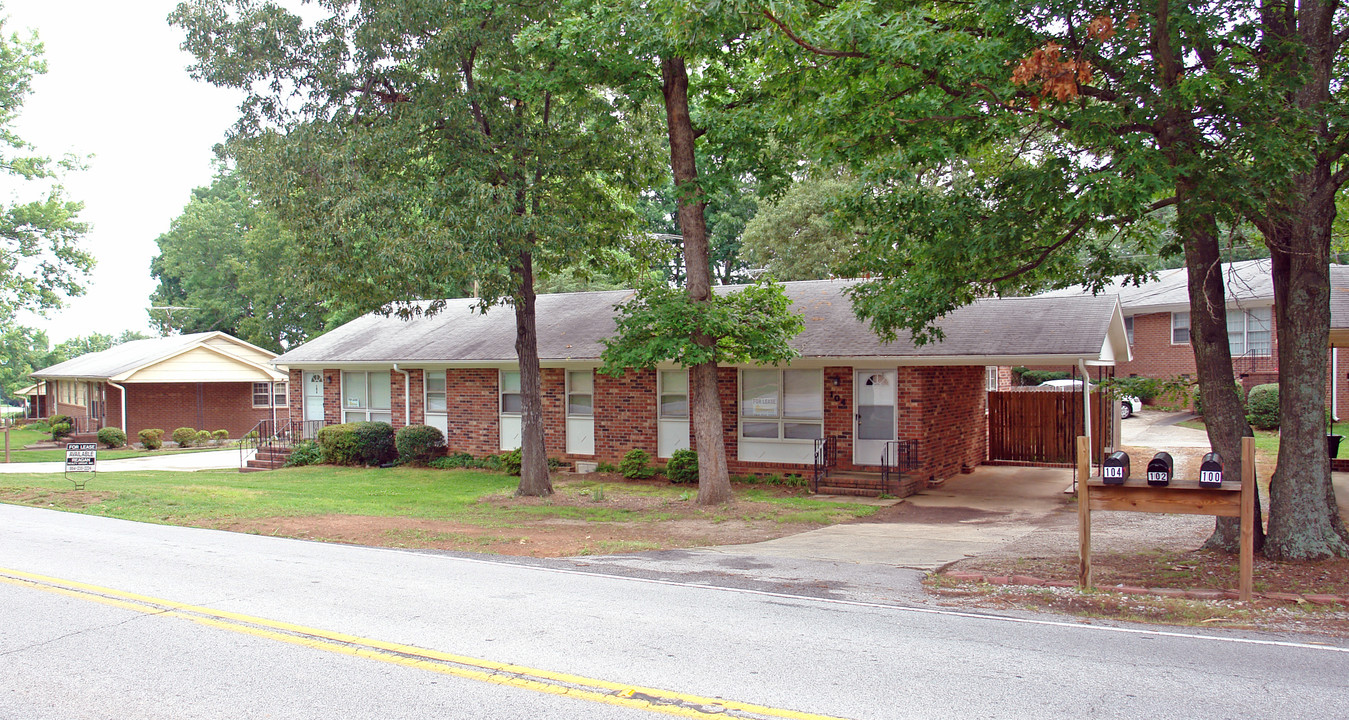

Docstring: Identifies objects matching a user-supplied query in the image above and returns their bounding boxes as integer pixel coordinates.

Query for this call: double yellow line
[1,567,846,720]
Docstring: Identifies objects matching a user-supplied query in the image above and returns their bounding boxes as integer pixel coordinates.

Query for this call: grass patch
[0,466,879,558]
[0,466,519,523]
[1,426,237,463]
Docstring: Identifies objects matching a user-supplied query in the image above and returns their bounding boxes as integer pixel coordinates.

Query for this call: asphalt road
[2,504,1346,719]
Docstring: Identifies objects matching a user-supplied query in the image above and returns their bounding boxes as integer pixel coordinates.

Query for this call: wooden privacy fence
[988,390,1111,465]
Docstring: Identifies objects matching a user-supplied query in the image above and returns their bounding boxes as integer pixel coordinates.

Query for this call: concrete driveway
[0,449,242,474]
[704,465,1075,570]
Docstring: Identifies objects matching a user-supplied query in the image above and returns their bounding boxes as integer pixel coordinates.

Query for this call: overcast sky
[7,0,245,343]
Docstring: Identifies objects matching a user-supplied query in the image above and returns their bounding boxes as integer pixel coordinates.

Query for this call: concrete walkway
[0,449,243,474]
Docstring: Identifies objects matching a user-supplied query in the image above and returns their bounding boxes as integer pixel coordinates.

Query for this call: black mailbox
[1102,451,1130,485]
[1199,451,1224,488]
[1146,452,1174,486]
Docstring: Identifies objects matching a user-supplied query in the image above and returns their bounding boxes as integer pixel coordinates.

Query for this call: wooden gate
[988,390,1113,465]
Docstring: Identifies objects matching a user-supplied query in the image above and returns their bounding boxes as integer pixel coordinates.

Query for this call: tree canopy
[149,166,332,352]
[0,11,93,323]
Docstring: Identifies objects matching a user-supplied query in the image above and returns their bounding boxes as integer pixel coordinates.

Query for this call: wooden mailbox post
[1078,436,1255,601]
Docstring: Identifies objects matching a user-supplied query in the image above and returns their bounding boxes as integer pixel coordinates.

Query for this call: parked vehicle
[1039,379,1142,419]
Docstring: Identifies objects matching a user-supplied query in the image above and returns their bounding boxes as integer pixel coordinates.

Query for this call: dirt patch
[0,488,117,509]
[204,476,837,557]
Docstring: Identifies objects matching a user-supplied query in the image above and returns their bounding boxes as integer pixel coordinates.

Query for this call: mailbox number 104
[1103,466,1125,478]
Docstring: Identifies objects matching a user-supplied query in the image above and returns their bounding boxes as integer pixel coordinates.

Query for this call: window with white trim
[1171,312,1190,344]
[1227,307,1272,356]
[342,371,392,423]
[985,366,999,392]
[425,374,447,412]
[740,369,823,441]
[567,370,593,416]
[500,371,522,414]
[252,382,289,408]
[659,370,688,419]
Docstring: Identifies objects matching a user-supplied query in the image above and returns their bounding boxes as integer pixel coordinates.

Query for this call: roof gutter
[106,380,128,433]
[393,363,411,427]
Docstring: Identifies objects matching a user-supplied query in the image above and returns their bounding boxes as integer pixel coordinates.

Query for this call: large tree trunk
[1152,8,1263,551]
[513,250,552,497]
[1252,0,1347,559]
[661,55,733,505]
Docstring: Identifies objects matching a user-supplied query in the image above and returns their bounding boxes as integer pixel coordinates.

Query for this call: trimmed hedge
[1246,383,1280,430]
[320,422,398,466]
[50,414,73,440]
[395,424,446,465]
[138,428,164,450]
[666,449,698,484]
[317,423,361,465]
[172,427,198,447]
[96,427,127,448]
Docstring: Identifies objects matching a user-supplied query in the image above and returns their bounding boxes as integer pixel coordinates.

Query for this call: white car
[1039,379,1143,419]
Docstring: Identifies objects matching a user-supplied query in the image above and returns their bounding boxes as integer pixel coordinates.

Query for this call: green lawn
[2,426,234,463]
[0,466,877,528]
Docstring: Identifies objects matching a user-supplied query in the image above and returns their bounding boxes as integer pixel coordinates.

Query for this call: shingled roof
[31,332,284,382]
[1034,259,1280,313]
[274,279,1129,367]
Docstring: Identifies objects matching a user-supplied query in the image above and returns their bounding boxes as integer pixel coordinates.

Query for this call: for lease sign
[65,442,97,473]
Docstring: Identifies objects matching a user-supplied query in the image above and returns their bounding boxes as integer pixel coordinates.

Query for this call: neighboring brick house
[29,332,290,441]
[273,279,1129,496]
[1028,260,1349,418]
[16,383,46,419]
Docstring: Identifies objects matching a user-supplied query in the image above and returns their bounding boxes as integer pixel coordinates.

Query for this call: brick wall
[289,369,305,424]
[445,368,500,455]
[594,369,658,461]
[309,363,989,491]
[121,382,282,441]
[903,366,988,490]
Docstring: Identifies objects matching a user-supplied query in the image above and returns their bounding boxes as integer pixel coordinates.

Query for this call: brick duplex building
[1035,260,1349,417]
[274,279,1130,496]
[29,332,290,440]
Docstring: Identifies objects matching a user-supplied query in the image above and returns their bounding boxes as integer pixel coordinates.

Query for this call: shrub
[172,427,197,447]
[49,414,73,440]
[502,448,522,476]
[317,423,361,465]
[138,428,164,450]
[621,448,655,479]
[596,461,617,473]
[351,421,397,465]
[212,429,230,443]
[195,430,212,446]
[243,430,260,440]
[283,440,323,467]
[395,424,447,465]
[1105,376,1162,403]
[433,452,474,469]
[1246,383,1280,430]
[96,427,127,448]
[1011,368,1070,386]
[666,449,698,484]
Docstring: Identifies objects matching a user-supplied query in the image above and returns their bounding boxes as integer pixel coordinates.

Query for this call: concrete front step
[240,447,294,472]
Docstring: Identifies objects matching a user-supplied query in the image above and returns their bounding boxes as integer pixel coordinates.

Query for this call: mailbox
[1102,451,1130,485]
[1146,452,1173,486]
[1199,451,1224,488]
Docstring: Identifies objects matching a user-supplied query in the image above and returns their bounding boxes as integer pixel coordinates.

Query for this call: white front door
[304,371,325,431]
[854,370,897,466]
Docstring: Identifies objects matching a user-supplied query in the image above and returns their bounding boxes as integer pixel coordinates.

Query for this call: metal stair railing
[880,440,920,495]
[811,435,838,492]
[240,418,323,470]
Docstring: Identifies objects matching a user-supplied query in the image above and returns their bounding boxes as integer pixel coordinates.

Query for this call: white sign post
[64,442,97,489]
